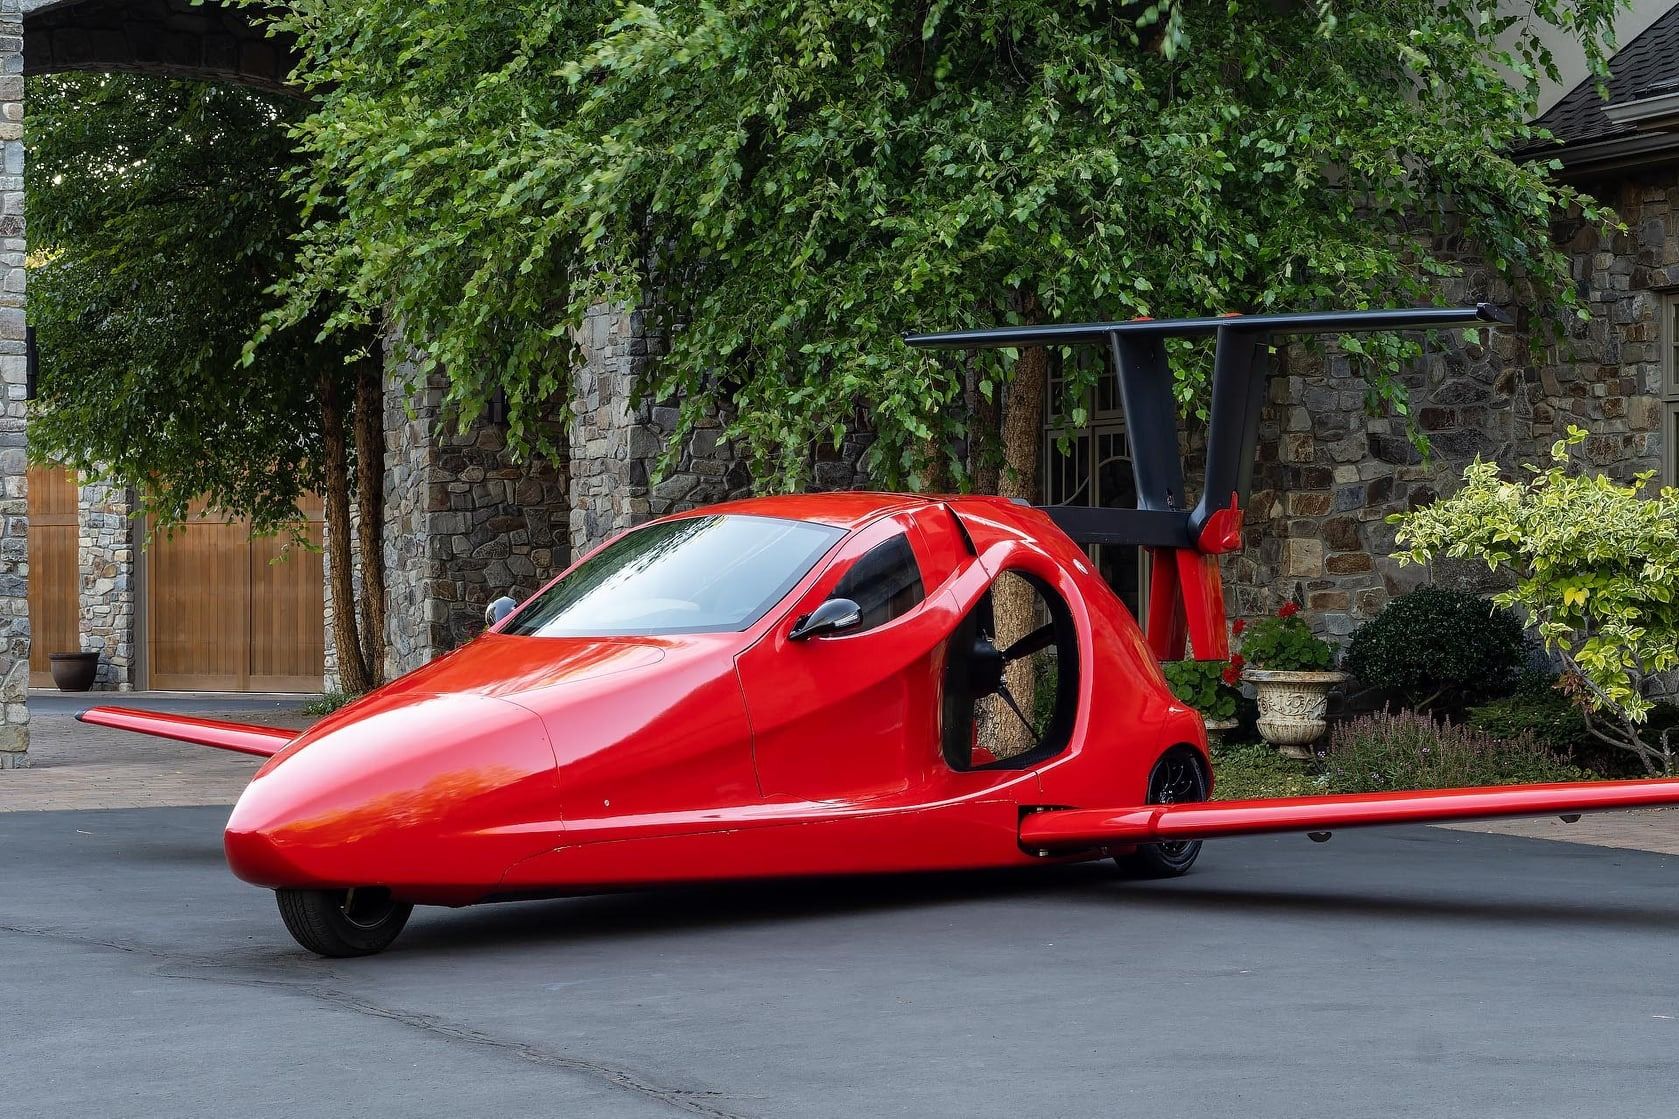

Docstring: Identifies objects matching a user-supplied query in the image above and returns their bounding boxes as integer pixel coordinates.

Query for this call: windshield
[502,514,846,637]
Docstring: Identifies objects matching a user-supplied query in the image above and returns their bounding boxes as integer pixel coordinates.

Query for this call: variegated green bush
[1392,427,1679,774]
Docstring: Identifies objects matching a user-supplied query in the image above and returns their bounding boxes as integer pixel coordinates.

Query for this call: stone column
[76,477,135,689]
[382,333,569,677]
[0,1,26,765]
[568,304,752,556]
[380,348,441,677]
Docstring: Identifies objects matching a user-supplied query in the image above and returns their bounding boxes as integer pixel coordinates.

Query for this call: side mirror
[484,595,519,627]
[788,597,862,641]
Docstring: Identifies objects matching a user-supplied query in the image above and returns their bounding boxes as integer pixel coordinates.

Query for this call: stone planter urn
[1202,715,1239,749]
[1243,668,1347,759]
[50,651,101,693]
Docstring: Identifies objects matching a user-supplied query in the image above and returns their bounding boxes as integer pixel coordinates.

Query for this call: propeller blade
[1000,623,1054,663]
[994,683,1043,753]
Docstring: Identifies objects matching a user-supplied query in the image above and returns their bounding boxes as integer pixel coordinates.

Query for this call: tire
[1115,749,1208,879]
[276,887,412,957]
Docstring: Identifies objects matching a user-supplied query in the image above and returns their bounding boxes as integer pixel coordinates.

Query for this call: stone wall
[0,4,24,765]
[1231,295,1525,639]
[1229,166,1679,639]
[382,334,569,676]
[568,304,752,555]
[76,476,132,689]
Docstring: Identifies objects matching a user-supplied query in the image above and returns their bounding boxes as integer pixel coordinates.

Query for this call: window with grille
[1041,349,1147,619]
[1664,293,1679,486]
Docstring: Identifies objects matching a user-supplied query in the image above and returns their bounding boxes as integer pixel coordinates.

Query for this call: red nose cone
[222,692,561,893]
[224,820,309,886]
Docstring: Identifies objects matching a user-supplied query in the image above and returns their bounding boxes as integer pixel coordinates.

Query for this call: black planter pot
[49,651,100,693]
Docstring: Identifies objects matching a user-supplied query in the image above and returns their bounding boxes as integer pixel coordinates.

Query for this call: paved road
[5,808,1677,1118]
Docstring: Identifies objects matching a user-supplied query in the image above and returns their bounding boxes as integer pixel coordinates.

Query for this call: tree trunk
[967,361,1000,496]
[321,372,372,695]
[990,295,1049,757]
[352,354,388,686]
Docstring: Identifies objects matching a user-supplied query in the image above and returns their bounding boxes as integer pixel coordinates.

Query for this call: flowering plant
[1161,658,1242,721]
[1221,652,1247,686]
[1237,602,1334,671]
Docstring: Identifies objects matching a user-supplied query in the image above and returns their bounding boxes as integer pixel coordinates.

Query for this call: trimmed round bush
[1345,587,1527,710]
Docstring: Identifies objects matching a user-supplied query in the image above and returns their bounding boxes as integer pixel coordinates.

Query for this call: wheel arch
[1155,741,1213,799]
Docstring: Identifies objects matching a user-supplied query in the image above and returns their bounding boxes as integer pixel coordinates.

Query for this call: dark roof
[1530,5,1679,150]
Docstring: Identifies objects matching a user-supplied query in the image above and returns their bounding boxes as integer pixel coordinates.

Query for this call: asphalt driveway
[4,807,1677,1118]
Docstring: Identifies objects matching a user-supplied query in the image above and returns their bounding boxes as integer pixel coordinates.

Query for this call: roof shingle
[1530,6,1679,149]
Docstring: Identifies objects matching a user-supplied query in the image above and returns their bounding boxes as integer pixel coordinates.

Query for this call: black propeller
[999,622,1054,663]
[970,624,1045,753]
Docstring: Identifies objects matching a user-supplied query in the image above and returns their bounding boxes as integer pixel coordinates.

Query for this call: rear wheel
[276,887,412,957]
[1115,750,1208,879]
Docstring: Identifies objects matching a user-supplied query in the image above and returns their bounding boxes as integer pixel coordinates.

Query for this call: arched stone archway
[22,0,297,95]
[0,0,301,765]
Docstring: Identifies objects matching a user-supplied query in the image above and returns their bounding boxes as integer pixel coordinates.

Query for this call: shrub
[1322,710,1593,793]
[1345,587,1527,711]
[1161,659,1241,721]
[1466,686,1679,779]
[1238,602,1334,671]
[1393,427,1679,774]
[1466,690,1586,754]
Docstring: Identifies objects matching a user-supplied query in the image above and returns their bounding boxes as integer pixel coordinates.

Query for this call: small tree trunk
[990,293,1049,757]
[967,361,1000,496]
[321,373,372,695]
[352,354,388,686]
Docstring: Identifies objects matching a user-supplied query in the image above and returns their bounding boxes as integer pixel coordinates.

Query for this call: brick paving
[1441,810,1679,856]
[5,700,1679,857]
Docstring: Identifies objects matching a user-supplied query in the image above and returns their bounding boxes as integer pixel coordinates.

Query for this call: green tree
[258,0,1623,749]
[265,0,1620,495]
[26,73,389,691]
[1392,428,1679,775]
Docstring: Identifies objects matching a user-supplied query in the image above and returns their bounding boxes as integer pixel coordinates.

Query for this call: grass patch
[301,690,361,718]
[1211,742,1320,800]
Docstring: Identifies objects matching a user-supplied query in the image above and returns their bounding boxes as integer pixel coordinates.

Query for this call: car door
[738,514,956,803]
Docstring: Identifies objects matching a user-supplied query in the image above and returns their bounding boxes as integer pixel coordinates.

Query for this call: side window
[832,534,925,632]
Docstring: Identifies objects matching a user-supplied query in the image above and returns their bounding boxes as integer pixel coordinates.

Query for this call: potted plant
[1161,658,1243,746]
[49,650,101,692]
[1237,604,1345,758]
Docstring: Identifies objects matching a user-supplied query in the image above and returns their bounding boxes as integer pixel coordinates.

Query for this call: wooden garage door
[147,498,325,692]
[27,465,81,687]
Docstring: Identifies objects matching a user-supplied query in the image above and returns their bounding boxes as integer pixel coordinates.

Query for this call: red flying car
[83,305,1679,957]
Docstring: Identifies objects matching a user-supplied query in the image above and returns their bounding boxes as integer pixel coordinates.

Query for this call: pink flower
[1278,601,1299,619]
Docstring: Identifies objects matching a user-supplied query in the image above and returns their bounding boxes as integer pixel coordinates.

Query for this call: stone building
[1228,5,1679,637]
[6,0,1679,773]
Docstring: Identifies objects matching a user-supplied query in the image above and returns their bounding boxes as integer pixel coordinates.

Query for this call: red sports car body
[90,493,1207,941]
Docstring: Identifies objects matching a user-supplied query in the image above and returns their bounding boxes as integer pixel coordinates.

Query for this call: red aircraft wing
[78,706,295,759]
[1021,778,1679,848]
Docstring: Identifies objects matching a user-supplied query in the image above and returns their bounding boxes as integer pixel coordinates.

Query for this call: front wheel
[1114,750,1208,879]
[276,887,412,957]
